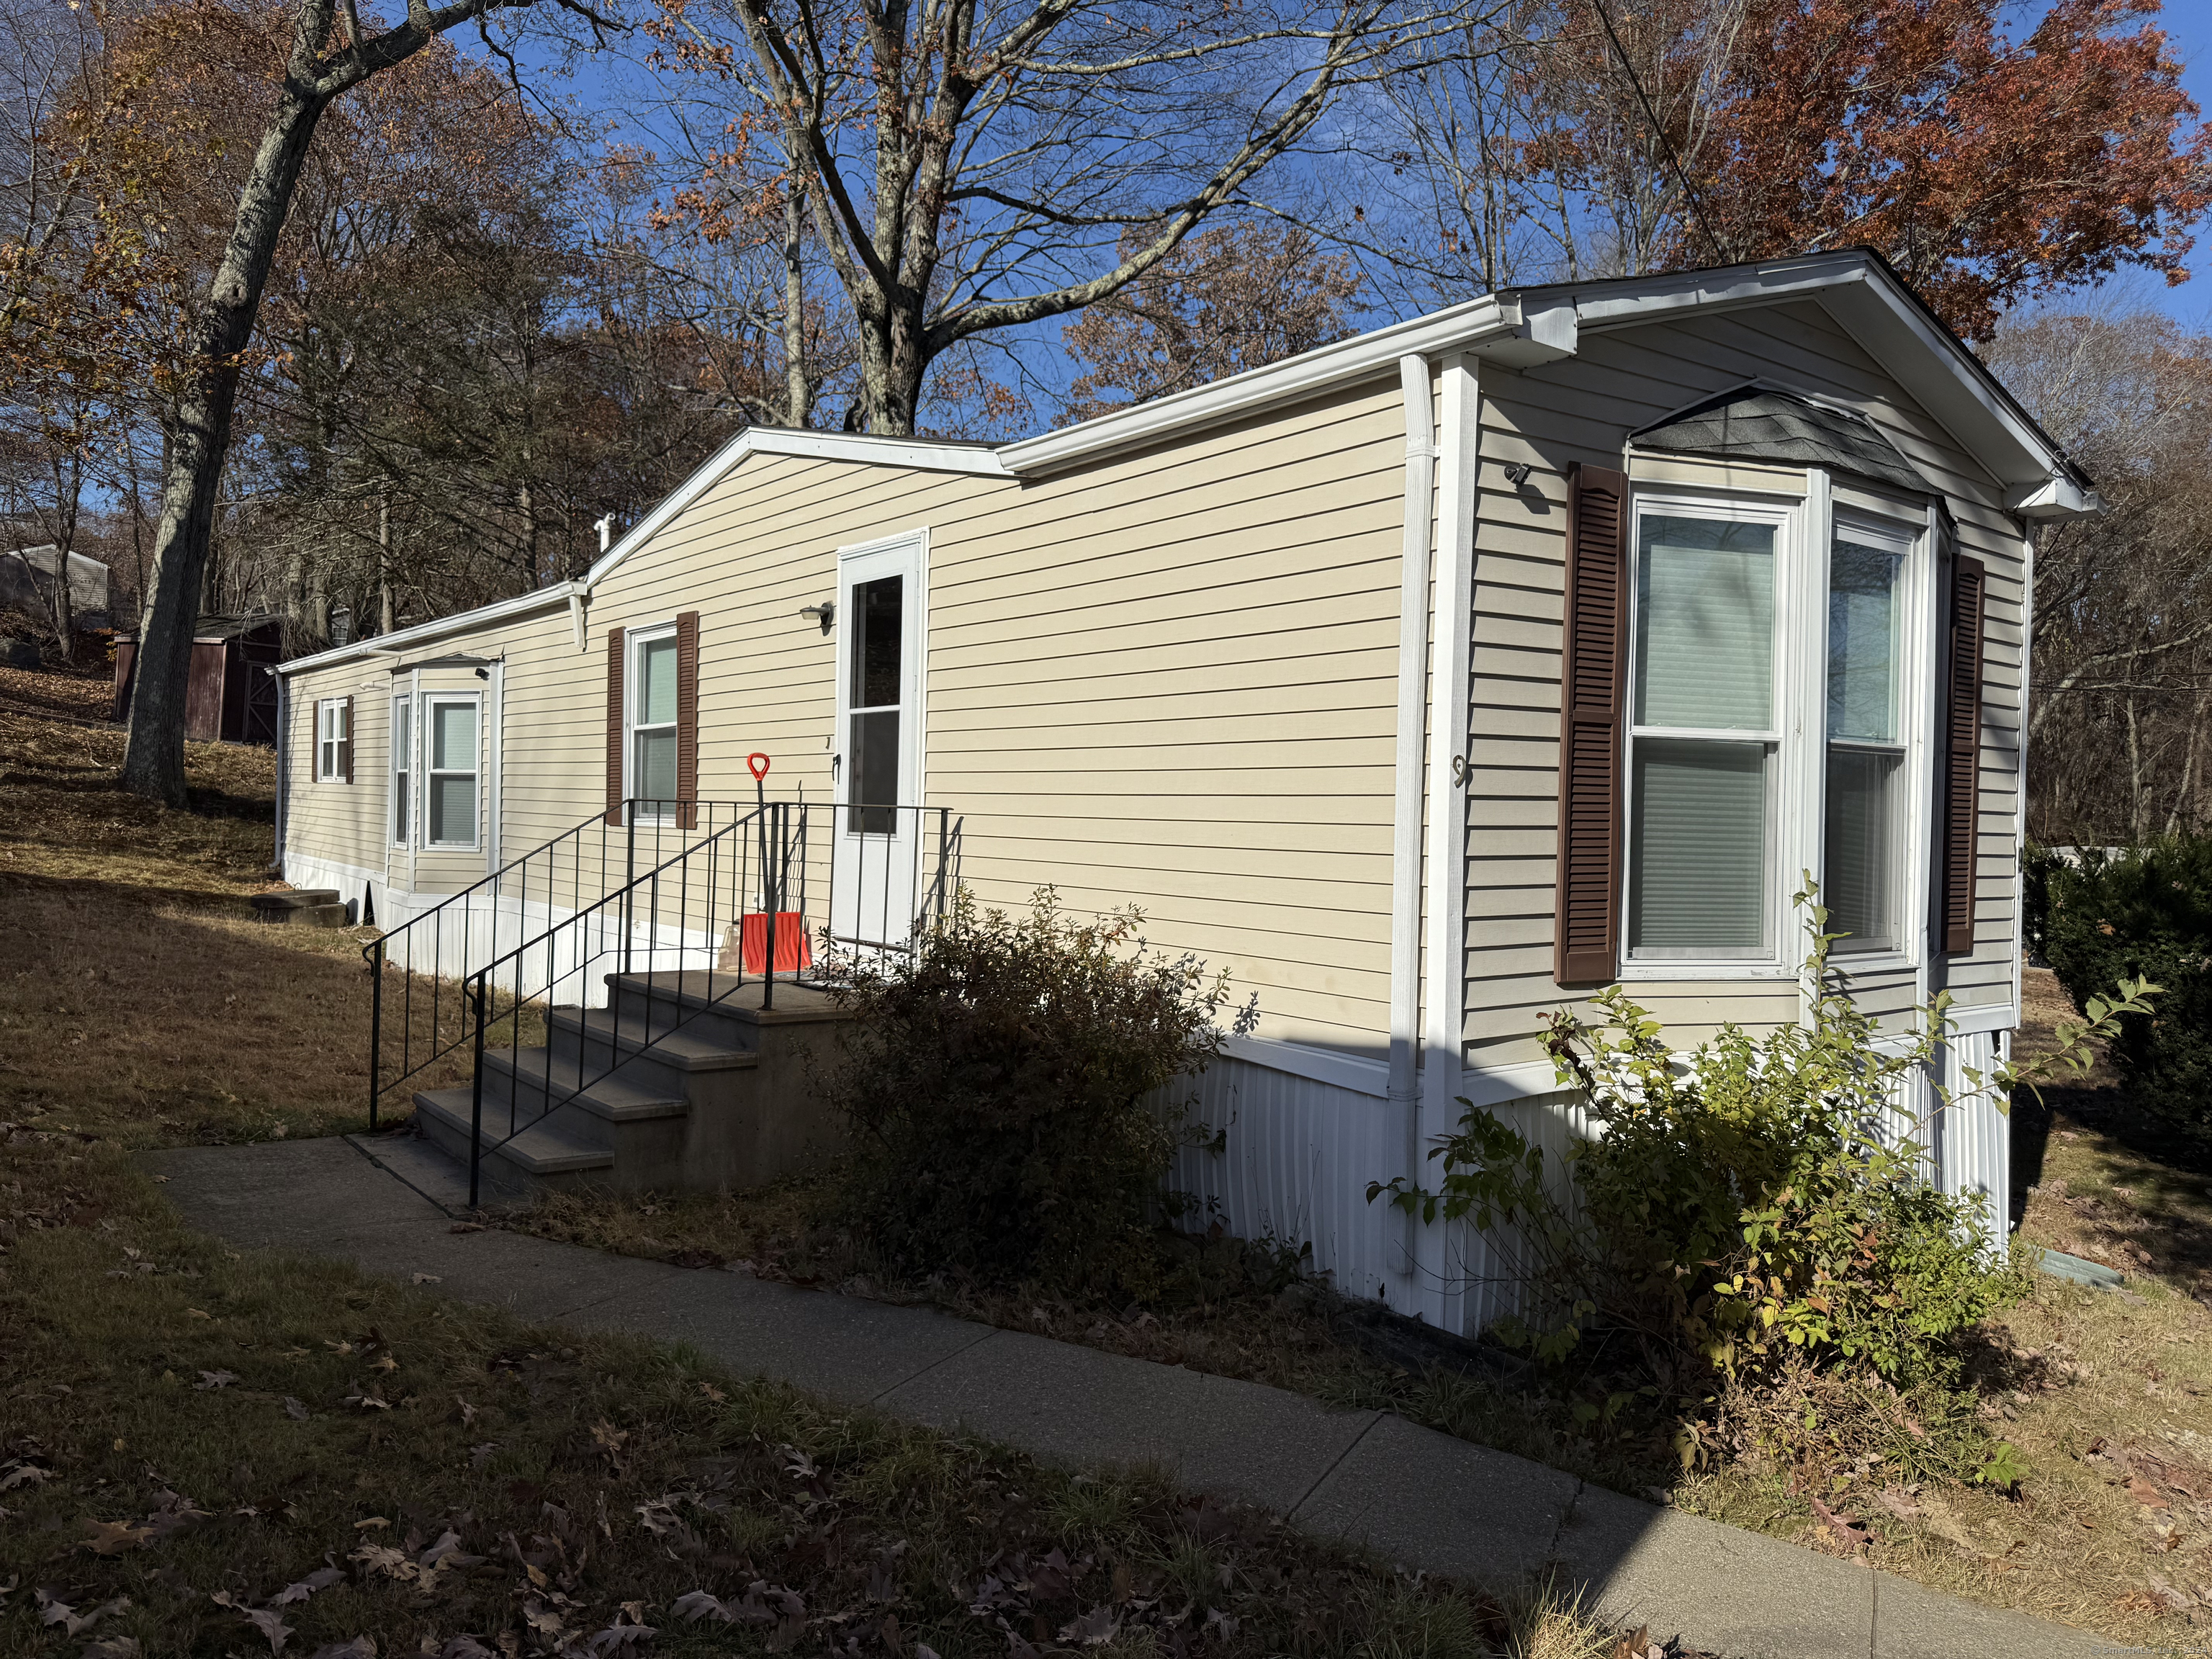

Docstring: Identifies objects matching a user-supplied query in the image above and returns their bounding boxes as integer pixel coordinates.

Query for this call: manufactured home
[276,251,2093,1333]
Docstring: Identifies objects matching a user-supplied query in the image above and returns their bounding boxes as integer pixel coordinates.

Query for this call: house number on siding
[1451,755,1470,786]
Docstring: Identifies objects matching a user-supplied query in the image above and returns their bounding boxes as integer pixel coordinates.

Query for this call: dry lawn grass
[1,680,1641,1658]
[0,689,497,1146]
[2,1132,1633,1659]
[516,968,2212,1647]
[1673,967,2212,1645]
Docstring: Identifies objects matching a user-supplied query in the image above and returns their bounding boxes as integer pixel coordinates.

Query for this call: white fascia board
[278,583,575,677]
[1000,295,1562,475]
[282,430,1009,678]
[580,426,1009,593]
[1533,251,2098,520]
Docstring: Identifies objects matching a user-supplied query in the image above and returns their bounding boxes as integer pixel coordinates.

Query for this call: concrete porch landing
[143,1136,2132,1659]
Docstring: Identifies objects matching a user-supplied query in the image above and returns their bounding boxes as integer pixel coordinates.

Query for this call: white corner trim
[1388,355,1437,1120]
[1000,297,1548,475]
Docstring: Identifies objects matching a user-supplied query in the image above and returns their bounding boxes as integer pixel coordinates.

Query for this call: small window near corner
[315,698,351,783]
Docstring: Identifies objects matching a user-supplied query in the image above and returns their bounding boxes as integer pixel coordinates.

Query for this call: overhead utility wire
[1582,0,1727,263]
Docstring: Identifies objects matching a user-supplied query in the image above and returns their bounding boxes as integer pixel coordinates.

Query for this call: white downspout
[1419,354,1481,1332]
[1388,355,1438,1298]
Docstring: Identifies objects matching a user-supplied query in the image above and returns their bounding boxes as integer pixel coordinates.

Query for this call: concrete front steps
[411,970,851,1197]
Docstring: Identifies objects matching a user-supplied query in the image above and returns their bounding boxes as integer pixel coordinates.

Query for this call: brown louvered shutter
[1555,462,1629,985]
[1941,555,1987,956]
[675,611,699,829]
[339,695,354,783]
[604,626,625,826]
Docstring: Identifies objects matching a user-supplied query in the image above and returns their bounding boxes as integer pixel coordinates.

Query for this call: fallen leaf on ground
[195,1370,238,1390]
[212,1591,294,1655]
[1809,1495,1873,1550]
[283,1398,310,1421]
[272,1566,346,1606]
[80,1519,152,1555]
[37,1589,129,1635]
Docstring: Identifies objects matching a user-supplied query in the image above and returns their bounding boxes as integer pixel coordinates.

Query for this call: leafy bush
[2041,834,2212,1146]
[1372,886,2151,1471]
[814,889,1255,1288]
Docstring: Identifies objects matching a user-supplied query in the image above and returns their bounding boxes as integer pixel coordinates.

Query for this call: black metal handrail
[453,798,963,1205]
[460,799,793,1204]
[361,798,775,1128]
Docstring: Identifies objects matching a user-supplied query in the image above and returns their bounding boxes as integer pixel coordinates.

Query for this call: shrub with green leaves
[2041,834,2212,1147]
[1373,886,2152,1414]
[814,889,1254,1289]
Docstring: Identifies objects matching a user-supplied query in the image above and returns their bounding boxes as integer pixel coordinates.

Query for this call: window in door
[390,693,411,846]
[425,696,479,848]
[1624,511,1780,960]
[849,575,904,834]
[629,629,678,819]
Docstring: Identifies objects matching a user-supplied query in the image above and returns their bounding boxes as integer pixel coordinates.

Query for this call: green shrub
[2041,834,2212,1146]
[1373,886,2149,1416]
[814,889,1253,1288]
[2020,839,2067,960]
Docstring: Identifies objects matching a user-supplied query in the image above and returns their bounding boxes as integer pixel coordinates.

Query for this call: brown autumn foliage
[1059,224,1364,423]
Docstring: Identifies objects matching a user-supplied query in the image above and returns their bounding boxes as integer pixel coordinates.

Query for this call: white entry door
[830,532,922,955]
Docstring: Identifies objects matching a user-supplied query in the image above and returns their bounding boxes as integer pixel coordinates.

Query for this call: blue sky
[2101,0,2212,329]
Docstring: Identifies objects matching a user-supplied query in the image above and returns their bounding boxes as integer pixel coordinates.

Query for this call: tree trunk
[121,84,331,804]
[378,494,393,635]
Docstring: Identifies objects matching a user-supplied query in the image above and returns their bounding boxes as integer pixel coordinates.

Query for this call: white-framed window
[1619,480,1928,974]
[626,624,678,821]
[1824,512,1920,954]
[390,693,412,847]
[315,697,351,783]
[424,694,480,849]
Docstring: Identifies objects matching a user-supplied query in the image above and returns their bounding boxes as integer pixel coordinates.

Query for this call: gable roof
[283,249,2090,678]
[1634,385,1934,498]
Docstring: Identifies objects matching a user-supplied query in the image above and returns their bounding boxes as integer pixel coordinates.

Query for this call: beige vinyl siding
[283,377,1408,1056]
[283,660,392,882]
[1465,300,2026,1071]
[930,379,1408,1054]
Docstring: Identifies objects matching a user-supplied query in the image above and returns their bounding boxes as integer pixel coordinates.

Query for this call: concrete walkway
[143,1136,2130,1659]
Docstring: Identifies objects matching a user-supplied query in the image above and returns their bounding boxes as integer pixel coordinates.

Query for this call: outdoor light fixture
[799,601,835,635]
[1503,462,1533,487]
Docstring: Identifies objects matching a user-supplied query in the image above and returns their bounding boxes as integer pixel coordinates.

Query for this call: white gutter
[279,582,575,677]
[1388,355,1437,1290]
[1001,296,1568,476]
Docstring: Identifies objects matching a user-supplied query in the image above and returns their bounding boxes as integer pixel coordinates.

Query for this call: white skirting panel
[1168,1057,1415,1308]
[1166,1055,1591,1335]
[1935,1028,2013,1253]
[286,854,719,1011]
[1172,1032,2012,1334]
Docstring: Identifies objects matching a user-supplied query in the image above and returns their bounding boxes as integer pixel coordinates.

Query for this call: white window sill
[1617,961,1797,983]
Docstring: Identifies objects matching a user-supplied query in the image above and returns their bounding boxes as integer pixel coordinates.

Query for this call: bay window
[1824,518,1912,953]
[1616,481,1928,974]
[1626,512,1780,958]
